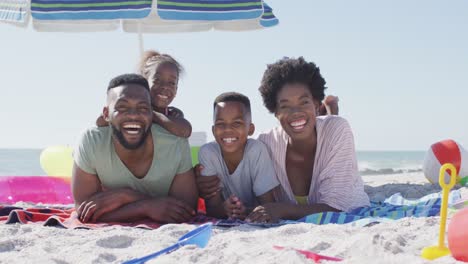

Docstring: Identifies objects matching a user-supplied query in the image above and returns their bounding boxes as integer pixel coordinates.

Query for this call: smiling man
[72,74,197,223]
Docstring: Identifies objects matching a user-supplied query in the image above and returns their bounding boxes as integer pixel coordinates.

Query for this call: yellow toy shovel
[421,163,458,260]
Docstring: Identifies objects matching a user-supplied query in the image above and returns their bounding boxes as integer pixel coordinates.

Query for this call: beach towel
[0,205,217,229]
[0,0,29,26]
[213,190,465,228]
[295,190,463,226]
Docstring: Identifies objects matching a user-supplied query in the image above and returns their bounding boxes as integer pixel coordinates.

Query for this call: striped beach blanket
[0,0,29,26]
[0,205,216,229]
[214,190,464,228]
[157,0,264,21]
[31,0,152,20]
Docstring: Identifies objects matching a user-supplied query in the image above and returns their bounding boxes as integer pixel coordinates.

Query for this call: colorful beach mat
[215,190,465,228]
[2,190,465,229]
[0,205,217,229]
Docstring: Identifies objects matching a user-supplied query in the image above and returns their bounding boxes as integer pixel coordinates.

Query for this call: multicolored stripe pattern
[0,0,28,24]
[31,0,152,20]
[259,2,277,28]
[157,0,264,21]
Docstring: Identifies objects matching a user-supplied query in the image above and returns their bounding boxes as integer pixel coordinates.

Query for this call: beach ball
[423,139,468,184]
[448,208,468,262]
[39,145,74,180]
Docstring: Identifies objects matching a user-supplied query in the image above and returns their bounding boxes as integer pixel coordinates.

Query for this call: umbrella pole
[138,22,144,56]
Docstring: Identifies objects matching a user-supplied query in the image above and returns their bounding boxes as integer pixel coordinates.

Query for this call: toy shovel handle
[439,163,457,189]
[123,243,180,264]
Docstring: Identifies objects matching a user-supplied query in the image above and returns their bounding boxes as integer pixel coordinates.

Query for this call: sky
[0,0,467,151]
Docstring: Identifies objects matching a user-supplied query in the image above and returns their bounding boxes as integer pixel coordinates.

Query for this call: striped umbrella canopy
[0,0,279,50]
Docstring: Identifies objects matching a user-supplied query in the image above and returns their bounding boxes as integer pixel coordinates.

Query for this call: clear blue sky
[1,0,467,150]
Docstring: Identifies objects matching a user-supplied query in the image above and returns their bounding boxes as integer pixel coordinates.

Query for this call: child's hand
[319,95,339,116]
[96,115,108,127]
[223,195,246,220]
[168,107,184,119]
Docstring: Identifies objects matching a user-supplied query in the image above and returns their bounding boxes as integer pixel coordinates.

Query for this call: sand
[1,172,467,264]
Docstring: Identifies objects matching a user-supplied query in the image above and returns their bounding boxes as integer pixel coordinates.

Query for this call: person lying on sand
[96,50,192,138]
[196,92,279,221]
[252,57,370,221]
[195,58,368,222]
[73,74,198,223]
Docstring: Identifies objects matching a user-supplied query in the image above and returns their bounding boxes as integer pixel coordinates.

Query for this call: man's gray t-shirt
[73,124,193,198]
[198,139,279,207]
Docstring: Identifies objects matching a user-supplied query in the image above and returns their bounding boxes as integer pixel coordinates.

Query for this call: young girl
[97,50,192,138]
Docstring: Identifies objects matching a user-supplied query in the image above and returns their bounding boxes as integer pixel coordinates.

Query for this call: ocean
[0,149,425,177]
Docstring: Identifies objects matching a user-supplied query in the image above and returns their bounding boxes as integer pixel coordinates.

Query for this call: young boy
[197,92,279,221]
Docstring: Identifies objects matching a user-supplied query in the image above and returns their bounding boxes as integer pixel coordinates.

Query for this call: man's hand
[223,195,246,220]
[246,203,278,223]
[144,197,196,223]
[194,164,221,199]
[77,189,141,223]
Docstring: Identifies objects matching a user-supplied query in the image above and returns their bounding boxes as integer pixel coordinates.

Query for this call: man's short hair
[213,92,251,116]
[107,74,150,92]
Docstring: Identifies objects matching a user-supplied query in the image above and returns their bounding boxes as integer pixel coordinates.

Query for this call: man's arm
[72,163,149,222]
[167,168,199,211]
[71,163,102,208]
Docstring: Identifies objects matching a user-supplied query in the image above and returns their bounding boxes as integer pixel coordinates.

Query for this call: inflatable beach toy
[0,176,73,204]
[448,208,468,262]
[423,139,468,185]
[39,145,74,180]
[421,163,457,260]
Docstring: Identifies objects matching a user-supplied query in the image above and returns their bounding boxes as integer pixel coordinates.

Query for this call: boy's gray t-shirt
[198,139,279,207]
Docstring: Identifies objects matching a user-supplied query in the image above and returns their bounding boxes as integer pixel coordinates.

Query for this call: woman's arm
[152,107,192,138]
[263,202,339,221]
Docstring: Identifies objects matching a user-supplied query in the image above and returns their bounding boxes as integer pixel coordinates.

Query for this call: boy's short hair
[107,74,150,92]
[213,92,251,117]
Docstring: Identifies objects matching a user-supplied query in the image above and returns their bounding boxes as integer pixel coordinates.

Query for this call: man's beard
[111,124,150,150]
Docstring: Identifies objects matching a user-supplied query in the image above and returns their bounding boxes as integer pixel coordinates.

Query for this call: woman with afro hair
[247,57,369,222]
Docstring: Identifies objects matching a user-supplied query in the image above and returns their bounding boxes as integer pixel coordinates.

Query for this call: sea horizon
[0,149,426,177]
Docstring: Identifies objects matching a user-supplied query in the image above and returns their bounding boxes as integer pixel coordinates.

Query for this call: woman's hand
[246,203,279,223]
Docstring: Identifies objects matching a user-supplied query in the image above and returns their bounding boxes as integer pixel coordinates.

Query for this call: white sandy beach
[1,172,467,264]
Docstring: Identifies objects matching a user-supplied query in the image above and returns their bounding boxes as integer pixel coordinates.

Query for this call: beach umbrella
[0,0,279,53]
